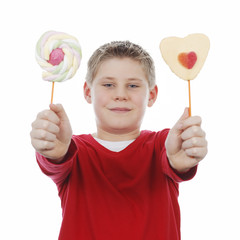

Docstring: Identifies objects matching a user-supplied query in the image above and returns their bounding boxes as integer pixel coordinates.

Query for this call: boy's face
[84,57,158,139]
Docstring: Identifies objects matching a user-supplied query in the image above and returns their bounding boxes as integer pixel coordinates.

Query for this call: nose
[114,86,128,101]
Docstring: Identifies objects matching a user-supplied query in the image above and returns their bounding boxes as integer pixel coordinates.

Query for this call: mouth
[109,107,131,113]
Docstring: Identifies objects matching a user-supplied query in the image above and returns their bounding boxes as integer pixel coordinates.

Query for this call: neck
[92,128,140,141]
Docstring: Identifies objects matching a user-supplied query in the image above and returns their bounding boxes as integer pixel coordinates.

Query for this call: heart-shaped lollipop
[160,33,210,115]
[160,33,210,80]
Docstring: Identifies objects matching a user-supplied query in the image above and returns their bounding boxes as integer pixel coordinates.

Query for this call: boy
[31,41,207,240]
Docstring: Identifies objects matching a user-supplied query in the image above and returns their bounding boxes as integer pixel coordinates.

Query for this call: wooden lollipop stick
[51,82,55,104]
[188,80,191,116]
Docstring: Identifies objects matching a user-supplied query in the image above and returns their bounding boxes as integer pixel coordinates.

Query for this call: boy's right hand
[30,104,72,162]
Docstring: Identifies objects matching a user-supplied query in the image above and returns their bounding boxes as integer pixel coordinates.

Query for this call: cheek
[92,89,109,107]
[133,91,149,108]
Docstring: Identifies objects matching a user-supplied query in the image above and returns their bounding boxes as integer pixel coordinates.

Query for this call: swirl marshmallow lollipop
[160,33,210,116]
[36,30,82,103]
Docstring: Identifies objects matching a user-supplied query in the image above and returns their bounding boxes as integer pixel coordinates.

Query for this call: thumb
[171,108,189,133]
[49,104,69,122]
[49,103,72,141]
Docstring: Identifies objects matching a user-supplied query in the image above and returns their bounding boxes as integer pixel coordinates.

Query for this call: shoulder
[71,134,97,149]
[134,129,170,152]
[72,133,93,141]
[140,129,170,142]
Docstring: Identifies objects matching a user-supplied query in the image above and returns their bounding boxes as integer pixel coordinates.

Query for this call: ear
[83,82,92,104]
[148,85,158,107]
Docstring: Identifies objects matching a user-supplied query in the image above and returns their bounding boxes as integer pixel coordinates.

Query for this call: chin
[109,123,140,134]
[109,125,132,132]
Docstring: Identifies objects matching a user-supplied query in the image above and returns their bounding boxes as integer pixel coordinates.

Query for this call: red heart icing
[48,48,65,66]
[178,51,197,69]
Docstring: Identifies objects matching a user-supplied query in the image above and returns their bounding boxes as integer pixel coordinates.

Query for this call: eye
[103,83,114,88]
[128,84,139,88]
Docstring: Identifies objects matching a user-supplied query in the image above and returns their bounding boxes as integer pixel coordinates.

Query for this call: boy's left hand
[165,108,208,173]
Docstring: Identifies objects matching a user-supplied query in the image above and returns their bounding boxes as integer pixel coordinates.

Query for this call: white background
[1,0,239,239]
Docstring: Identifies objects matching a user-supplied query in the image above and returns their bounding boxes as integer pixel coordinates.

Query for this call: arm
[30,104,72,163]
[165,108,208,173]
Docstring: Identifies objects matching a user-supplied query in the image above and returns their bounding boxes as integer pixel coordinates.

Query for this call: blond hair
[86,41,156,89]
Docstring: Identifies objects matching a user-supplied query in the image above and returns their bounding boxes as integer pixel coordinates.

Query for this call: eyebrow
[99,77,144,82]
[99,77,115,81]
[127,78,144,82]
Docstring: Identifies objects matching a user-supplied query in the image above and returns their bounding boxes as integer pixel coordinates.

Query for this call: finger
[49,104,69,122]
[182,137,208,150]
[185,147,208,160]
[31,138,55,151]
[30,129,57,142]
[37,109,60,125]
[181,126,206,141]
[32,119,60,134]
[181,116,202,130]
[171,108,189,134]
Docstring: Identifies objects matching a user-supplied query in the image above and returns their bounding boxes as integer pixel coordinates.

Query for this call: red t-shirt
[36,129,197,240]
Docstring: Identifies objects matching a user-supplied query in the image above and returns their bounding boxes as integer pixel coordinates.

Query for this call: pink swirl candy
[36,30,82,82]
